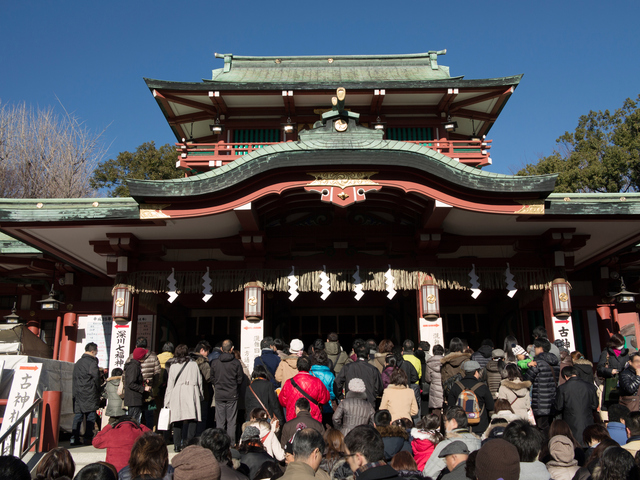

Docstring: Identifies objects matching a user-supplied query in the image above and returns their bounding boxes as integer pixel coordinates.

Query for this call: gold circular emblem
[559,293,568,302]
[248,296,258,306]
[427,294,436,304]
[115,297,125,307]
[334,119,348,132]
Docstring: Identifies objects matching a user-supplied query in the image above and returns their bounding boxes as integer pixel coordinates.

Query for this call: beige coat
[275,356,298,385]
[370,353,387,373]
[497,379,532,420]
[379,384,418,422]
[440,352,471,385]
[164,359,203,423]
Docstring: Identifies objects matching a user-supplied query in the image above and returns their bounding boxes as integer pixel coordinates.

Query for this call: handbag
[157,407,171,430]
[117,378,125,399]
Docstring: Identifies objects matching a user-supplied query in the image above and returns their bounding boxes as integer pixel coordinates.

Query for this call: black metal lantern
[37,285,64,311]
[3,302,21,324]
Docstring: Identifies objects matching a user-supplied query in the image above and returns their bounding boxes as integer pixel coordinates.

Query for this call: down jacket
[485,359,504,398]
[279,371,330,422]
[103,376,125,417]
[471,344,493,370]
[125,350,161,388]
[440,352,471,386]
[424,355,443,408]
[332,390,375,436]
[92,419,150,472]
[72,353,101,414]
[525,351,560,416]
[497,379,531,420]
[620,365,640,396]
[410,428,439,471]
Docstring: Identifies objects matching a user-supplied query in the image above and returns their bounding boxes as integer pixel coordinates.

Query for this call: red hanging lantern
[551,278,572,320]
[244,282,264,321]
[418,276,440,321]
[112,286,132,319]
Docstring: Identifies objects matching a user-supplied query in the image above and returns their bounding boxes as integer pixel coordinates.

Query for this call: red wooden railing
[175,138,492,173]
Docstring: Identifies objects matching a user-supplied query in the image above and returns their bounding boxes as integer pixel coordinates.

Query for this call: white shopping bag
[157,408,171,431]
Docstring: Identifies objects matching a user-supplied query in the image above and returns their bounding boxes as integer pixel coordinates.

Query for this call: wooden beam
[162,92,218,115]
[208,91,228,115]
[370,89,385,114]
[282,90,296,116]
[234,203,260,231]
[437,88,458,112]
[450,87,513,111]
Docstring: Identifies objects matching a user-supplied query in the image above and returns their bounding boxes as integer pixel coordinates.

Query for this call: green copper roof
[546,193,640,215]
[0,198,140,223]
[128,120,557,199]
[209,51,456,84]
[0,233,40,254]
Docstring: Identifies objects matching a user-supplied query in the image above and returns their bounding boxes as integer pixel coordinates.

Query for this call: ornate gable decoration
[305,172,381,207]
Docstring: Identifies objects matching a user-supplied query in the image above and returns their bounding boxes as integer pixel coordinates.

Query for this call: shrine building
[1,51,639,367]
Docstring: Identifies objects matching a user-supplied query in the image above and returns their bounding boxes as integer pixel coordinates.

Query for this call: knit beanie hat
[475,439,520,480]
[173,445,221,480]
[240,425,261,443]
[512,345,527,357]
[133,347,147,361]
[348,378,366,393]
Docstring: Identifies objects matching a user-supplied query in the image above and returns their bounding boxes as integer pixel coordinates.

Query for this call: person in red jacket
[92,416,150,472]
[279,356,329,422]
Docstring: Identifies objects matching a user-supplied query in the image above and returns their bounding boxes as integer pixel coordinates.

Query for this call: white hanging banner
[167,268,178,303]
[468,264,481,299]
[552,316,576,352]
[108,320,132,372]
[202,267,212,302]
[319,265,331,300]
[385,265,397,299]
[504,263,517,298]
[240,319,264,375]
[288,266,299,301]
[0,363,42,455]
[419,317,444,354]
[74,315,112,367]
[353,266,364,301]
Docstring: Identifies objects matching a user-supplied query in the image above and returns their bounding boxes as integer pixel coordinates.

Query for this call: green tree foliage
[517,95,640,193]
[90,141,183,197]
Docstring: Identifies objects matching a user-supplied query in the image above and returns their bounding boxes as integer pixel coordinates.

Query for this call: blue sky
[1,1,638,176]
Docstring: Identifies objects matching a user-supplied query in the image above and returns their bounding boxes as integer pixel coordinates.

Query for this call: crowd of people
[5,327,640,480]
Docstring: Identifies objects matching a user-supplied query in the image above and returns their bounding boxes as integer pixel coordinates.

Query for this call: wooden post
[26,318,40,337]
[39,391,61,452]
[52,315,62,361]
[542,289,555,340]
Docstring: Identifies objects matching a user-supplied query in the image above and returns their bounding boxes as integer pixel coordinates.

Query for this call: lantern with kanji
[112,285,132,319]
[244,281,264,321]
[551,278,572,320]
[418,276,440,320]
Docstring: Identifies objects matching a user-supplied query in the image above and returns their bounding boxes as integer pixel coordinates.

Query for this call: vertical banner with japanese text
[74,315,112,367]
[0,363,42,455]
[240,319,263,375]
[108,320,132,372]
[552,316,576,352]
[419,317,444,355]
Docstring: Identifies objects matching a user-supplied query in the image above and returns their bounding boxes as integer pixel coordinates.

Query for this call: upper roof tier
[209,51,456,84]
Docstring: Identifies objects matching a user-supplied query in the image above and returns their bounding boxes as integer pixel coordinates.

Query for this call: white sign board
[552,316,576,352]
[0,363,42,455]
[419,317,444,354]
[108,320,132,373]
[136,315,155,351]
[240,319,264,375]
[75,315,112,367]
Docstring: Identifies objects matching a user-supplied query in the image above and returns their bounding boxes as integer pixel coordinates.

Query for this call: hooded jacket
[326,341,350,374]
[497,379,531,420]
[275,356,299,385]
[410,428,440,471]
[310,364,336,402]
[440,352,471,386]
[424,355,443,408]
[72,352,101,413]
[525,351,560,416]
[573,358,594,385]
[471,344,493,370]
[92,419,151,472]
[546,435,579,480]
[332,390,374,436]
[376,425,411,461]
[422,430,481,479]
[211,352,244,401]
[103,376,125,417]
[279,371,330,422]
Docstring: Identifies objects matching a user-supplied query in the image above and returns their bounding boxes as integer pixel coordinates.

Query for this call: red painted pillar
[58,313,78,363]
[542,289,555,340]
[39,391,61,452]
[52,315,62,361]
[26,318,40,336]
[614,306,640,351]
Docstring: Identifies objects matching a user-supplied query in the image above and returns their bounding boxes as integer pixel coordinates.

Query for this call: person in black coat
[334,344,383,406]
[344,424,403,480]
[446,360,494,435]
[554,365,598,446]
[72,342,101,445]
[211,339,244,446]
[245,365,284,426]
[619,352,640,411]
[597,333,630,409]
[525,338,560,431]
[253,337,281,388]
[124,347,150,423]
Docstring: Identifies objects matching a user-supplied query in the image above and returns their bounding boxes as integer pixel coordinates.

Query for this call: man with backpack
[446,360,494,435]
